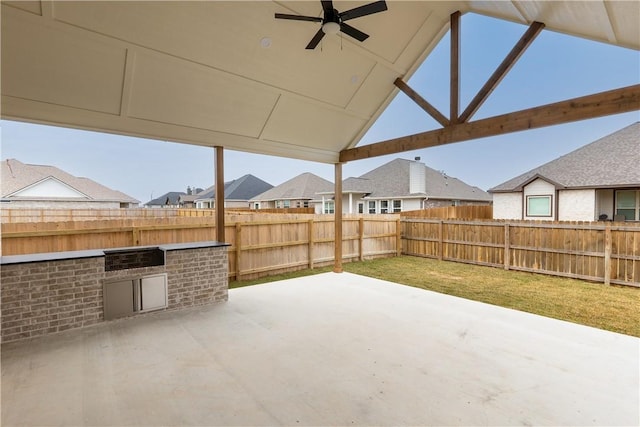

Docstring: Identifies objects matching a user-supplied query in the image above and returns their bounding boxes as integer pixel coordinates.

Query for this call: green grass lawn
[230,255,640,337]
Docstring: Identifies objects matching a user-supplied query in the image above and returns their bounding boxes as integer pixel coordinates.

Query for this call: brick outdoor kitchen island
[0,242,229,343]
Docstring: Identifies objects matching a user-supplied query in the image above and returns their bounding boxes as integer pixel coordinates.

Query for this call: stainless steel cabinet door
[104,280,134,320]
[140,274,167,312]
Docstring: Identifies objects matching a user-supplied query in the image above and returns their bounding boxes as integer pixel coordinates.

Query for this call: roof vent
[414,156,421,161]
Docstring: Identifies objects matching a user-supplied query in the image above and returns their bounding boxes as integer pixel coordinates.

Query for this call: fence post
[235,223,242,280]
[438,220,444,261]
[396,218,402,256]
[604,223,611,285]
[504,223,510,270]
[359,217,364,261]
[308,219,315,269]
[132,228,140,246]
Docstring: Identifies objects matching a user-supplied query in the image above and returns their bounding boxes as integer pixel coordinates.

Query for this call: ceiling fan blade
[339,22,369,42]
[321,1,334,15]
[306,28,326,49]
[275,13,322,22]
[339,1,387,21]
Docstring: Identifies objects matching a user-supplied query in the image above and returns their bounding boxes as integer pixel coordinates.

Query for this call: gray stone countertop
[1,241,229,265]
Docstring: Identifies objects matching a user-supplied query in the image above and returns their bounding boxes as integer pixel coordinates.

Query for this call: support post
[396,218,402,256]
[235,223,242,280]
[450,11,461,124]
[308,219,315,269]
[334,162,343,273]
[604,223,611,285]
[504,223,510,270]
[215,146,225,242]
[358,217,364,261]
[438,220,444,261]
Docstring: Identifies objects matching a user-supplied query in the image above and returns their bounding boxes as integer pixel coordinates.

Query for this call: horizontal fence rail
[402,219,640,287]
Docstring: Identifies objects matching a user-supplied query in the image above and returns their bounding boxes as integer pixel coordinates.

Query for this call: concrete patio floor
[2,272,638,426]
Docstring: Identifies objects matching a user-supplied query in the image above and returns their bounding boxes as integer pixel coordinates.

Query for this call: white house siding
[523,179,556,221]
[558,189,596,221]
[492,193,523,219]
[402,199,422,211]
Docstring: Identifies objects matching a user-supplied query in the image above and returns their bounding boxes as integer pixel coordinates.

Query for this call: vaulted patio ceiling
[2,1,639,164]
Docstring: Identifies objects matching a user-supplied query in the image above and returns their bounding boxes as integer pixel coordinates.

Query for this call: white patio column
[349,192,353,214]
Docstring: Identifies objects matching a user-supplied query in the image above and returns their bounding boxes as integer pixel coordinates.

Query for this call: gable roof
[352,158,491,201]
[146,191,185,206]
[194,174,273,202]
[489,122,640,193]
[1,158,139,203]
[3,2,638,165]
[251,173,333,202]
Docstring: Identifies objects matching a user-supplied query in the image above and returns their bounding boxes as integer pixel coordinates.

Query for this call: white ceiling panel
[128,50,279,138]
[261,96,367,151]
[1,5,126,115]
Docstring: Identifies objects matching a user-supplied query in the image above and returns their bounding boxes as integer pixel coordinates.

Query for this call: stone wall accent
[1,244,228,343]
[1,257,104,342]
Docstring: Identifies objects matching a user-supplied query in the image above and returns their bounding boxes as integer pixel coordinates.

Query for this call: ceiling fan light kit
[275,0,388,50]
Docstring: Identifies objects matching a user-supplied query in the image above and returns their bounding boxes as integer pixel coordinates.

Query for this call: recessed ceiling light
[260,37,272,48]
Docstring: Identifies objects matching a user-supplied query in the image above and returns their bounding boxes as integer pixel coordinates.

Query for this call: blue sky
[1,12,638,204]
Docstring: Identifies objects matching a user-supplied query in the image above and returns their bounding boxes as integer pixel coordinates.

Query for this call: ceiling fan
[275,0,388,49]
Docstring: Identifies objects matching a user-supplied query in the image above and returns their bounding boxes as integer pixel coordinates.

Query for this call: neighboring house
[489,122,640,222]
[195,174,273,208]
[178,186,203,208]
[145,192,185,208]
[1,158,139,209]
[250,173,333,211]
[317,158,491,214]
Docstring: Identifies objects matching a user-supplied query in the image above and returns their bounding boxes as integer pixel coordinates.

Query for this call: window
[616,190,639,221]
[324,200,335,214]
[303,201,309,208]
[380,200,389,213]
[393,200,402,212]
[358,202,364,214]
[283,200,290,208]
[526,195,552,217]
[368,201,376,214]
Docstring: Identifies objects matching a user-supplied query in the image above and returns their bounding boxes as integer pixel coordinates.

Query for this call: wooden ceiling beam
[394,78,450,127]
[450,11,461,124]
[339,84,640,162]
[458,21,545,123]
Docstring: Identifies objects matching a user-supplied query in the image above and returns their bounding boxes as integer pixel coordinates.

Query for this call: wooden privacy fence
[402,219,640,287]
[401,205,493,219]
[0,208,315,223]
[1,214,400,280]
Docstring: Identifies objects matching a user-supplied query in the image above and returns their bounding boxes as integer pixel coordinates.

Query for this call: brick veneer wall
[1,257,104,342]
[1,246,228,343]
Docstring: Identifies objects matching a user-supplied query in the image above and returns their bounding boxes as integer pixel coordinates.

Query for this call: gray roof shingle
[2,159,139,203]
[356,158,491,201]
[490,122,640,193]
[194,174,273,201]
[251,173,333,201]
